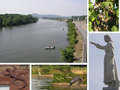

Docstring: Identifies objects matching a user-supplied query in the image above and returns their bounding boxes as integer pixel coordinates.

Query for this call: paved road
[73,21,87,63]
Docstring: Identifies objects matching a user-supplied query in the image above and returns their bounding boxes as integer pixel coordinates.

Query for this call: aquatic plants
[54,73,87,84]
[32,65,87,84]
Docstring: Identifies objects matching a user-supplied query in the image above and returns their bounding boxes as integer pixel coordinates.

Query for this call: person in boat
[45,46,55,49]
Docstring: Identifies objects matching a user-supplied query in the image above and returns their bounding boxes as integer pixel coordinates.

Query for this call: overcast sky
[0,0,87,16]
[89,33,120,90]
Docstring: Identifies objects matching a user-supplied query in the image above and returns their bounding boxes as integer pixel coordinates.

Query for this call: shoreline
[32,75,87,89]
[32,74,54,78]
[38,18,68,22]
[53,83,87,89]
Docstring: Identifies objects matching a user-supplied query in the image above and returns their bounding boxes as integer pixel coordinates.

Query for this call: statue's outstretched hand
[91,42,95,45]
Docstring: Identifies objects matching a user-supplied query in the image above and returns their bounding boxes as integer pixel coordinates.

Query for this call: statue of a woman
[91,35,119,89]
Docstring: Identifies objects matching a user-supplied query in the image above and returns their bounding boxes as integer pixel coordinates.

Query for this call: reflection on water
[0,19,68,62]
[32,78,53,90]
[32,77,86,90]
[0,27,3,31]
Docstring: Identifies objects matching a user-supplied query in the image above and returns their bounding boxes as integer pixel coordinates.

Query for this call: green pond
[32,77,86,90]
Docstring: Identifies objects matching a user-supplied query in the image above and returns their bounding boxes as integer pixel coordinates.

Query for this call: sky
[89,33,120,90]
[0,0,87,16]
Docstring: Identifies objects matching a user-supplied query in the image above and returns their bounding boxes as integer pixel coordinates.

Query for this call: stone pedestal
[103,87,119,90]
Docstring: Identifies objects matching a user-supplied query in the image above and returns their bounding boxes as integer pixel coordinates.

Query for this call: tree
[0,14,38,27]
[60,47,74,62]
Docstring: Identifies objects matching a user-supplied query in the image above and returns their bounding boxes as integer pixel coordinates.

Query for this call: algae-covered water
[32,77,86,90]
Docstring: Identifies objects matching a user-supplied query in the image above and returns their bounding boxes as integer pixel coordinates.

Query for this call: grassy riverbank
[60,19,86,62]
[32,65,87,84]
[60,19,77,62]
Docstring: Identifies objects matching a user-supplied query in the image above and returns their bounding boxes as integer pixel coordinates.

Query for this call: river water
[0,19,68,62]
[32,77,86,90]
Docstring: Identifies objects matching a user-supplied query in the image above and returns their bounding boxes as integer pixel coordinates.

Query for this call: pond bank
[32,74,87,89]
[32,69,87,78]
[32,76,87,89]
[54,83,87,89]
[32,74,54,78]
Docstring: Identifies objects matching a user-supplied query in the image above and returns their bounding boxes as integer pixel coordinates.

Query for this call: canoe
[44,46,55,50]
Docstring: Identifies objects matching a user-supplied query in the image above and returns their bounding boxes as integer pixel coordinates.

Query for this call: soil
[73,21,87,63]
[53,83,87,89]
[73,29,83,62]
[71,69,87,74]
[32,74,54,78]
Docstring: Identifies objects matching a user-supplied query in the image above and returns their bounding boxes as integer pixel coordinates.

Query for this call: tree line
[60,19,77,62]
[72,15,87,21]
[0,14,38,27]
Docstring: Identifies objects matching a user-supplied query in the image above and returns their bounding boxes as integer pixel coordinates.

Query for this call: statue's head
[6,68,11,72]
[104,35,112,42]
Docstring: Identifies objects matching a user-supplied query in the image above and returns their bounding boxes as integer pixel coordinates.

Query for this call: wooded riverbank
[0,14,38,27]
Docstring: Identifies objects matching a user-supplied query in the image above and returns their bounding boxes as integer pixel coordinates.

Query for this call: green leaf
[89,22,94,32]
[96,19,100,25]
[89,2,93,8]
[90,16,95,22]
[115,8,119,18]
[111,26,118,31]
[89,12,98,22]
[95,0,98,4]
[101,2,113,9]
[89,11,91,16]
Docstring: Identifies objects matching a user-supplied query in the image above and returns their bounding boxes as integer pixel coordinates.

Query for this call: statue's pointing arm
[91,42,105,50]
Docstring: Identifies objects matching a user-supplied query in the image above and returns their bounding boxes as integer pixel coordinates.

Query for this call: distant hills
[31,13,71,19]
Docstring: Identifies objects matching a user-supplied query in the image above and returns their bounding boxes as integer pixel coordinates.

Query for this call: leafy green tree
[60,47,74,62]
[0,14,38,27]
[89,0,119,31]
[60,19,77,62]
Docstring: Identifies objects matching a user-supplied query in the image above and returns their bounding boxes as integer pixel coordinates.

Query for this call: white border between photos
[87,0,89,90]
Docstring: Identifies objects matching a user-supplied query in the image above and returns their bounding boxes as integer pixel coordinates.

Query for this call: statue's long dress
[104,42,115,84]
[104,42,119,87]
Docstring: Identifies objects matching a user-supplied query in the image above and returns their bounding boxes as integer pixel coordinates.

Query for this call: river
[0,19,68,62]
[32,77,86,90]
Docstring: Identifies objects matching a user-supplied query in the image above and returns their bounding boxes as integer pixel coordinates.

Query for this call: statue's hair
[104,35,112,42]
